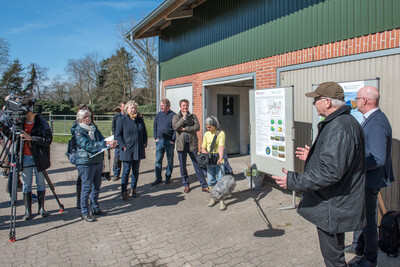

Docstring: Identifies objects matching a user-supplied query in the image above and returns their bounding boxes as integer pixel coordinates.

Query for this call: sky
[0,0,163,80]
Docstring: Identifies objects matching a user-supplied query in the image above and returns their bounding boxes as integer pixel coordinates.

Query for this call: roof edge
[125,0,176,39]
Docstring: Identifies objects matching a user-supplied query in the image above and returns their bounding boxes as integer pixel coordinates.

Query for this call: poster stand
[277,191,296,210]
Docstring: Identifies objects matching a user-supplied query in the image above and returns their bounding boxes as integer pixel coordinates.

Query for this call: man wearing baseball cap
[272,81,366,267]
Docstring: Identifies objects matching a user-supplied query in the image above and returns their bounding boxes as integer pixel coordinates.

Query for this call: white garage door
[165,84,193,114]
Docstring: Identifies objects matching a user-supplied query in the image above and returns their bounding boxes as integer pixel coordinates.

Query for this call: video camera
[0,96,42,133]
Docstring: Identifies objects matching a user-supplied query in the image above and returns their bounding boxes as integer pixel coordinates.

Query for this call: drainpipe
[125,35,160,111]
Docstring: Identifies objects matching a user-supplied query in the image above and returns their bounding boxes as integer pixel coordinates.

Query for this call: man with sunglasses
[272,82,366,267]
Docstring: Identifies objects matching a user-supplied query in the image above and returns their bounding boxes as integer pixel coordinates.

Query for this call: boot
[37,191,49,217]
[220,199,227,211]
[76,183,82,209]
[208,186,216,207]
[23,192,33,220]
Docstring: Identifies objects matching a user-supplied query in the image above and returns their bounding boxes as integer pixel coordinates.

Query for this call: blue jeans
[121,160,140,193]
[155,139,174,182]
[113,147,121,177]
[207,164,225,186]
[177,143,207,188]
[21,155,46,193]
[356,187,379,263]
[77,163,103,215]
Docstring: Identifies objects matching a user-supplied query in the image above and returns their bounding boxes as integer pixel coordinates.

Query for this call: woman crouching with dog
[201,116,227,211]
[74,109,116,222]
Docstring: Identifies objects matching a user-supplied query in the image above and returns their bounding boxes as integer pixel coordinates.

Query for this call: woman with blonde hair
[115,100,148,201]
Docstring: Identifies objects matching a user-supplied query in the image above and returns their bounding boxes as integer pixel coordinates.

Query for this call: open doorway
[204,77,254,155]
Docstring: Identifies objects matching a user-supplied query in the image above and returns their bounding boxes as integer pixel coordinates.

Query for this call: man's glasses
[313,97,328,104]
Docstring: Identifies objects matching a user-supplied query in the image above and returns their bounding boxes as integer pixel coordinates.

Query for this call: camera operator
[19,108,52,220]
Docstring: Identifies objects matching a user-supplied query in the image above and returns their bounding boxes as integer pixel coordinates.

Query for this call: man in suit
[349,86,394,267]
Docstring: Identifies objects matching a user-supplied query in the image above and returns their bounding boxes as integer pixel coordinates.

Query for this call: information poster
[255,88,286,161]
[315,81,365,124]
[341,81,365,124]
[312,79,379,141]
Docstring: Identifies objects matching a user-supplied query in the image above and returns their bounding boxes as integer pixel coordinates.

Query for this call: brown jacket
[172,111,200,152]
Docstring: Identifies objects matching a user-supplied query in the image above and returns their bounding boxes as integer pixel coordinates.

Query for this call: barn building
[126,0,400,210]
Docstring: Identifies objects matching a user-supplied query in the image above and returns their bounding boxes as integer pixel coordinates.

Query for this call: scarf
[79,123,96,140]
[128,113,138,121]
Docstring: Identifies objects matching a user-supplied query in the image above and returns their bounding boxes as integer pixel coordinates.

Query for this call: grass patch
[51,120,154,143]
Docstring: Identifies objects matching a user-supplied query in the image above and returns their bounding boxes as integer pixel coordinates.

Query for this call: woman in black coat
[115,100,148,201]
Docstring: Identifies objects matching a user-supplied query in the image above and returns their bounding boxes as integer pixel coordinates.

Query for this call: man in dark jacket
[172,99,209,193]
[349,86,394,267]
[111,101,126,181]
[272,82,366,267]
[20,110,52,220]
[151,98,176,186]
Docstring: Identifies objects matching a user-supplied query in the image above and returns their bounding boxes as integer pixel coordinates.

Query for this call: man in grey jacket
[172,99,209,193]
[272,82,366,267]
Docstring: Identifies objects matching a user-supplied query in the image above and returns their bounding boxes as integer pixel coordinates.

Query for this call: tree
[65,53,100,105]
[119,20,157,105]
[49,75,69,103]
[94,47,137,111]
[25,63,49,99]
[0,59,24,98]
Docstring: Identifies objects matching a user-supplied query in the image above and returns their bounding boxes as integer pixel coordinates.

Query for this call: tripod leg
[41,170,64,212]
[9,163,18,242]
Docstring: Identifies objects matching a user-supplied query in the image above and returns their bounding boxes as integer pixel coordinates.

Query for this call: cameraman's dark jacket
[172,111,200,152]
[287,105,366,234]
[26,115,52,172]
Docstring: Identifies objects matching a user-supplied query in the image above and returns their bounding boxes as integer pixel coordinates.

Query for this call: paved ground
[1,140,399,266]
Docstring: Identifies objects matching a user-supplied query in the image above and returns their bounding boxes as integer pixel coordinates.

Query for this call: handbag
[197,130,220,169]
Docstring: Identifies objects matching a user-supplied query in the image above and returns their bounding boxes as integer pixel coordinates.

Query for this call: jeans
[121,160,140,193]
[177,143,207,188]
[77,163,103,215]
[155,139,174,182]
[356,187,379,263]
[21,155,46,193]
[207,164,225,186]
[113,147,121,177]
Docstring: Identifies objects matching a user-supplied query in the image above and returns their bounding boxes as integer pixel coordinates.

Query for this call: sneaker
[81,214,96,222]
[112,175,120,181]
[1,171,7,178]
[220,200,227,211]
[165,179,170,184]
[92,208,107,216]
[208,198,216,207]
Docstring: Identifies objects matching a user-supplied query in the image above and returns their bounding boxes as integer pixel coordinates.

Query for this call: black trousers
[317,227,346,267]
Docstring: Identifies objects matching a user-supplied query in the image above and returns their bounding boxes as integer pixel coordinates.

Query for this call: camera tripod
[0,128,64,242]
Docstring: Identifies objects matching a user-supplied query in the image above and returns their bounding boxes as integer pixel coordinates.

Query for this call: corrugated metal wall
[160,0,400,81]
[280,53,400,210]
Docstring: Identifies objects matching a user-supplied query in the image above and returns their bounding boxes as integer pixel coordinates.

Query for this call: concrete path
[1,140,399,266]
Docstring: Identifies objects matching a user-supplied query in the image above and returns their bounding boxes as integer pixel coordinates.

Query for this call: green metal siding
[160,0,400,81]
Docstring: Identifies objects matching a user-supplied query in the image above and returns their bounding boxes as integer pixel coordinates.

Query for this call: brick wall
[163,29,400,144]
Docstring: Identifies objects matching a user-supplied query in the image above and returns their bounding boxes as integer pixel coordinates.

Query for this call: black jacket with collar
[25,115,52,172]
[287,105,366,234]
